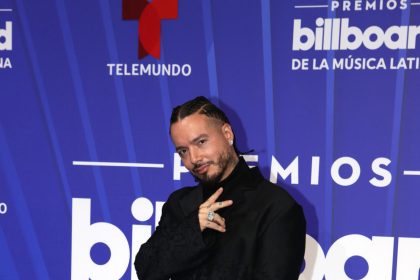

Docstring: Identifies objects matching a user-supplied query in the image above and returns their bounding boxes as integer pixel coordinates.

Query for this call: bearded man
[134,96,306,279]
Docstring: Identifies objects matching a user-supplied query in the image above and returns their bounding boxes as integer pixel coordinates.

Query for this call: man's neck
[220,154,239,181]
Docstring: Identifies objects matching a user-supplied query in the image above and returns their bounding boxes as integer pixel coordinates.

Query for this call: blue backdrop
[1,0,420,279]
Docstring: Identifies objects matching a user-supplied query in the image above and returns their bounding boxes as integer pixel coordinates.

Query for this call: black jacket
[134,158,306,279]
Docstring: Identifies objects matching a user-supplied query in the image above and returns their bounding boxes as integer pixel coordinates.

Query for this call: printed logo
[291,1,420,71]
[0,9,13,70]
[0,21,12,51]
[122,0,178,59]
[71,197,164,280]
[71,197,420,280]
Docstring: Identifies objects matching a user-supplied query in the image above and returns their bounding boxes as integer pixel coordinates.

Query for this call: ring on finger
[207,211,215,222]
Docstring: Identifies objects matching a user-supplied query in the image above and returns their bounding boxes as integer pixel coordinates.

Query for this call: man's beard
[192,151,234,187]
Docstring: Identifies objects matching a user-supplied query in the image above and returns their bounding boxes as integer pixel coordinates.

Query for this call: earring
[229,140,233,146]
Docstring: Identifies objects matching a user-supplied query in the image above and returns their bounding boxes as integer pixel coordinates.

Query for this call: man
[134,96,306,279]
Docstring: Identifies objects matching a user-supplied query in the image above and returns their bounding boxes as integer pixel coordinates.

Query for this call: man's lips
[194,164,210,175]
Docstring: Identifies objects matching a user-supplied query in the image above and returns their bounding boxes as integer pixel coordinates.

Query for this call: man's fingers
[197,188,232,232]
[204,221,226,232]
[206,187,223,204]
[199,199,233,211]
[199,211,224,224]
[212,213,225,228]
[211,200,233,211]
[199,212,226,231]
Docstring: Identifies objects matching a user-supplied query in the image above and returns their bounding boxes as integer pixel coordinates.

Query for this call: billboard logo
[122,0,178,59]
[71,197,164,280]
[0,21,12,51]
[71,198,420,279]
[293,18,420,51]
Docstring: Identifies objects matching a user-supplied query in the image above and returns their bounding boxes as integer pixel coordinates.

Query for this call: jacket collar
[178,157,264,216]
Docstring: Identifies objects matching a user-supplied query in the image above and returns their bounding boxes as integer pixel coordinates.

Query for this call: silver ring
[207,211,215,222]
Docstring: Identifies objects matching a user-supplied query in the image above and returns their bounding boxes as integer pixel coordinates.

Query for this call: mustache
[192,161,214,172]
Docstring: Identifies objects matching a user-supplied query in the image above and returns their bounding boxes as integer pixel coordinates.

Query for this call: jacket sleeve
[253,203,306,280]
[134,194,211,280]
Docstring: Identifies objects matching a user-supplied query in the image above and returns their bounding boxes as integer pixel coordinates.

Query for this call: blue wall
[1,0,420,279]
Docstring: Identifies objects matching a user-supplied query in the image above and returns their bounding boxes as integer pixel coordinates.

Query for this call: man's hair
[170,96,240,154]
[170,96,230,126]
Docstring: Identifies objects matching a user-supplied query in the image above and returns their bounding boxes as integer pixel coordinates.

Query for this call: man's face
[170,113,237,185]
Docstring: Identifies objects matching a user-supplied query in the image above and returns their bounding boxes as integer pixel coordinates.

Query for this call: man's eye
[177,149,187,157]
[198,139,207,145]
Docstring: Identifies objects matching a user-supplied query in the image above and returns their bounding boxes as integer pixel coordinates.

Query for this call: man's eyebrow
[175,146,185,151]
[191,134,208,144]
[175,134,209,151]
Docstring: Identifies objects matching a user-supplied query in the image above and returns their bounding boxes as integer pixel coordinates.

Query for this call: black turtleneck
[201,156,249,201]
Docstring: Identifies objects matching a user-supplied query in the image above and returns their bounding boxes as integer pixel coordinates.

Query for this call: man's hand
[198,187,233,232]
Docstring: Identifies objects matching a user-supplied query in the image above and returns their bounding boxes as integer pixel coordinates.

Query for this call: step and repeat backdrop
[1,0,420,279]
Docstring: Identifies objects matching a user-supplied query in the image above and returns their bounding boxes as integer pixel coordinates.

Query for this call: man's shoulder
[247,167,296,204]
[254,178,299,212]
[252,179,306,231]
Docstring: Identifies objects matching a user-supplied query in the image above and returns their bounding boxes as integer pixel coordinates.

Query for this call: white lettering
[293,19,315,51]
[370,157,392,187]
[293,18,420,51]
[106,63,192,76]
[299,235,326,280]
[292,58,309,70]
[325,235,394,279]
[173,153,189,180]
[71,199,420,279]
[390,57,420,70]
[131,198,154,280]
[313,58,329,70]
[71,198,130,280]
[311,156,320,185]
[270,156,299,184]
[331,157,361,186]
[72,198,164,280]
[172,155,396,187]
[0,202,7,214]
[0,22,12,51]
[331,0,408,11]
[0,57,12,68]
[396,237,420,280]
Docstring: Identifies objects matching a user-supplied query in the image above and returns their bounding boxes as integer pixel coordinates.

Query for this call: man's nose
[189,147,202,164]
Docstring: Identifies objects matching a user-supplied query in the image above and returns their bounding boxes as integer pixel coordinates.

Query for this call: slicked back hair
[170,96,240,155]
[170,96,229,125]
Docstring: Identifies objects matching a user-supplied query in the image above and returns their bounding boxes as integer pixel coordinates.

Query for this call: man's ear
[221,123,234,143]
